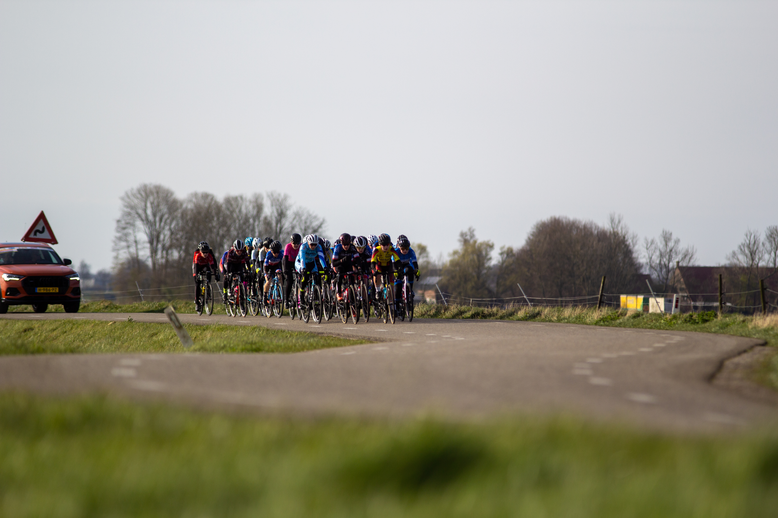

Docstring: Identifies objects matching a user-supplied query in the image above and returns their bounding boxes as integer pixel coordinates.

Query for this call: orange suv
[0,242,81,313]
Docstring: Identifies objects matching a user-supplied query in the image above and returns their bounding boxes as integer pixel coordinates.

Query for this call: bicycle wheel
[237,283,247,317]
[360,283,370,323]
[195,280,204,316]
[347,285,357,324]
[271,282,283,318]
[248,280,260,316]
[323,283,334,321]
[205,283,214,316]
[301,285,310,323]
[387,286,396,324]
[312,284,323,324]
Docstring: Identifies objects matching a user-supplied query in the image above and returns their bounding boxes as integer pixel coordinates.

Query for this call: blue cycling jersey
[396,248,417,265]
[295,244,327,272]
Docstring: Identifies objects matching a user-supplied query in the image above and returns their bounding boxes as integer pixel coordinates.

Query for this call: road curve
[1,312,776,432]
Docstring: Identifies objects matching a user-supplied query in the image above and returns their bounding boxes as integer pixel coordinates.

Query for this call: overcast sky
[2,0,776,272]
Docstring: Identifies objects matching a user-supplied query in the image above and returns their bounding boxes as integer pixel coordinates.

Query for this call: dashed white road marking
[401,343,415,347]
[453,337,465,340]
[638,348,653,352]
[373,347,389,351]
[425,333,437,336]
[272,322,288,325]
[586,358,603,363]
[111,368,137,378]
[119,359,142,367]
[619,352,636,356]
[128,380,167,392]
[589,377,613,386]
[626,393,657,404]
[403,332,415,334]
[344,327,357,330]
[427,340,439,343]
[341,351,356,355]
[703,412,746,426]
[376,329,387,332]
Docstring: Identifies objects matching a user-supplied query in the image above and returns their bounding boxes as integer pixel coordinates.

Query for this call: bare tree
[114,184,180,282]
[727,229,766,309]
[262,192,326,241]
[643,229,697,292]
[440,228,495,301]
[763,225,778,271]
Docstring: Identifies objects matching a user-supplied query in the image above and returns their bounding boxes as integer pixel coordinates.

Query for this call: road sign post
[164,306,193,349]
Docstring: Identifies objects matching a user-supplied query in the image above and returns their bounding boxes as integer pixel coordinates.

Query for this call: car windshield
[0,248,63,265]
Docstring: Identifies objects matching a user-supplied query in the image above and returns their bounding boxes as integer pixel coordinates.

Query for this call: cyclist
[367,234,379,250]
[331,233,360,299]
[371,233,400,299]
[263,240,284,302]
[394,235,420,302]
[224,239,249,303]
[192,241,219,307]
[218,247,230,298]
[354,236,372,273]
[243,237,255,283]
[295,234,328,300]
[282,233,302,307]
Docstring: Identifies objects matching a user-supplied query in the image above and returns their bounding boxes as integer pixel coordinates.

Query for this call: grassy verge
[1,392,777,518]
[9,299,223,314]
[0,320,367,355]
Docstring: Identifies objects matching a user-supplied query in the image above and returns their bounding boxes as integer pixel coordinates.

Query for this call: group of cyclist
[192,232,420,312]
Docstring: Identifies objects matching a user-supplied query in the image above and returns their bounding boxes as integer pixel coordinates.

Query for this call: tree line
[437,216,778,306]
[112,184,325,295]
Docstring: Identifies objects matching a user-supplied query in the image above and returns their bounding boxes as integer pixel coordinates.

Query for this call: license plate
[36,287,59,293]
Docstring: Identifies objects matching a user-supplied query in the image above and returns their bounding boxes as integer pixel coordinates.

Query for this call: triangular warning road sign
[22,211,58,245]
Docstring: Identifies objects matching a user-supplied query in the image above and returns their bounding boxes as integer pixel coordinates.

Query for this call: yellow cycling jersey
[371,246,400,266]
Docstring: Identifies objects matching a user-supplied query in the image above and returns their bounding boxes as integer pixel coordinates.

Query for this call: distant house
[670,266,778,312]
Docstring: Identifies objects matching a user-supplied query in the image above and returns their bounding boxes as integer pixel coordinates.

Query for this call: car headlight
[2,273,24,282]
[67,273,81,281]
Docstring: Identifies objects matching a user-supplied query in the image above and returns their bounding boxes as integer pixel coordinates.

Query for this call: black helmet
[198,241,210,252]
[340,233,352,246]
[397,236,410,249]
[271,240,282,253]
[378,233,391,246]
[291,233,302,245]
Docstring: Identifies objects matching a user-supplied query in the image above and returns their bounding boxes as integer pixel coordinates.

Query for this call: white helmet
[305,234,318,245]
[367,234,379,247]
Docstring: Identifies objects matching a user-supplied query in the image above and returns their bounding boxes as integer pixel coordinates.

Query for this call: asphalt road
[1,312,776,432]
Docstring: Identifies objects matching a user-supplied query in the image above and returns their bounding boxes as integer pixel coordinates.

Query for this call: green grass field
[0,319,368,355]
[1,392,777,518]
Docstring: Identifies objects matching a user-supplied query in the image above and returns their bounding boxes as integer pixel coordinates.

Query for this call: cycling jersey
[192,250,217,276]
[371,246,400,266]
[295,244,327,273]
[395,248,417,266]
[219,251,229,273]
[332,244,359,271]
[263,249,284,272]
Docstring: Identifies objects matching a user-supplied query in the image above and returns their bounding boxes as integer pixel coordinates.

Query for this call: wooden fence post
[760,279,767,315]
[597,276,606,310]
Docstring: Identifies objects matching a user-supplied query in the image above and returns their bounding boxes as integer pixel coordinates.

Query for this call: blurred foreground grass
[1,392,777,518]
[0,320,367,355]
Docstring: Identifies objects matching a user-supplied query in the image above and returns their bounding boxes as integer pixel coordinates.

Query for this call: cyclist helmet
[378,233,391,246]
[323,239,331,250]
[198,241,210,252]
[368,234,379,247]
[334,238,341,245]
[305,234,318,246]
[245,237,253,248]
[270,240,282,253]
[262,237,273,248]
[233,239,244,250]
[354,236,367,248]
[396,234,407,245]
[339,233,352,246]
[397,236,410,249]
[291,233,302,245]
[252,237,260,249]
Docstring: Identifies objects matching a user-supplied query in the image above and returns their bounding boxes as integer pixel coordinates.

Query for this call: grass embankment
[8,299,222,314]
[0,320,366,355]
[1,392,777,518]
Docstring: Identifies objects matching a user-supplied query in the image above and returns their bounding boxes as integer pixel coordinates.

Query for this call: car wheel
[64,301,80,313]
[32,303,48,313]
[0,300,7,314]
